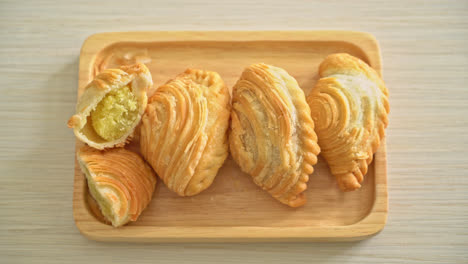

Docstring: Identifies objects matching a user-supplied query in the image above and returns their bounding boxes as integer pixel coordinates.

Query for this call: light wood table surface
[1,0,467,263]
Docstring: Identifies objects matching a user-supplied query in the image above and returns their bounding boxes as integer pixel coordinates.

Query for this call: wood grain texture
[0,0,467,263]
[73,31,387,242]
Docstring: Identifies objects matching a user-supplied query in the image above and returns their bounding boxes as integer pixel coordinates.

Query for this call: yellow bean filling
[91,86,138,141]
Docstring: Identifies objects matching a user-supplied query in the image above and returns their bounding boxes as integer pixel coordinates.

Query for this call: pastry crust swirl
[230,63,320,207]
[140,69,231,196]
[77,146,157,227]
[307,53,390,191]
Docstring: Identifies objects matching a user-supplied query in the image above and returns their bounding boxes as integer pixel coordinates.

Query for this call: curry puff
[68,63,153,149]
[229,63,320,207]
[307,53,390,191]
[140,69,231,196]
[77,146,157,227]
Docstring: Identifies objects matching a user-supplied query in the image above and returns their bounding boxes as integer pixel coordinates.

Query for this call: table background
[1,0,467,263]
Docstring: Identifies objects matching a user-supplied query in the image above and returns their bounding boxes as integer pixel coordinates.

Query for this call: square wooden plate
[73,31,388,242]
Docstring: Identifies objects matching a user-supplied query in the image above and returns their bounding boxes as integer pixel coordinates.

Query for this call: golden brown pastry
[140,69,231,196]
[229,63,320,207]
[68,63,153,150]
[307,53,390,191]
[77,146,157,227]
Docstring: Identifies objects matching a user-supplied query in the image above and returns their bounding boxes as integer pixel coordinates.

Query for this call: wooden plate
[73,31,388,242]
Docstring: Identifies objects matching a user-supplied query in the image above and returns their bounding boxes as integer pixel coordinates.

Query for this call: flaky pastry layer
[140,69,231,196]
[230,63,320,207]
[307,53,390,191]
[77,146,157,227]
